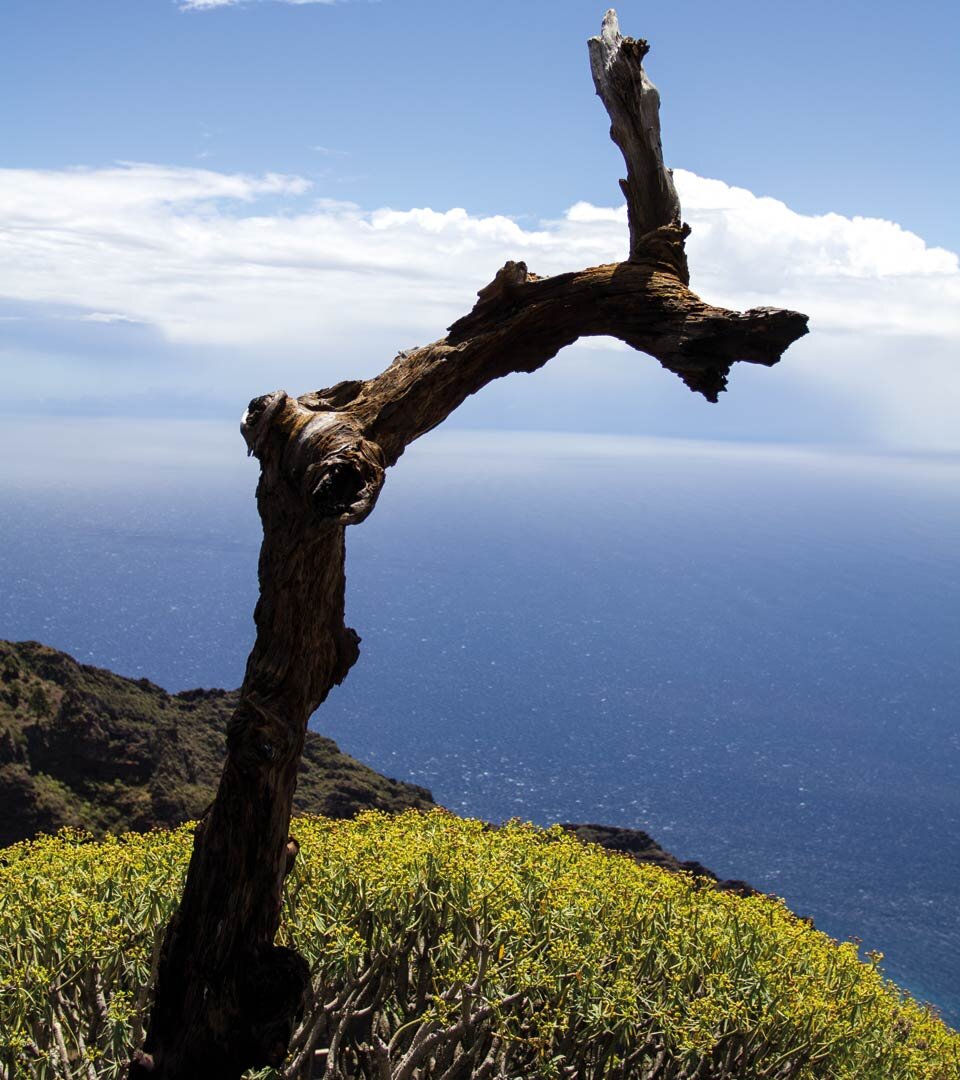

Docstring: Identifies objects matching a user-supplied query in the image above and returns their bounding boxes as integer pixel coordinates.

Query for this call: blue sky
[2,0,958,448]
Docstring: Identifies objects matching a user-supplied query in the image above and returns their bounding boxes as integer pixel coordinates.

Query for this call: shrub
[0,811,957,1079]
[27,686,50,719]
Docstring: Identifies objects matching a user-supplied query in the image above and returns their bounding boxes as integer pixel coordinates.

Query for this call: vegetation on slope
[2,812,956,1080]
[0,640,433,846]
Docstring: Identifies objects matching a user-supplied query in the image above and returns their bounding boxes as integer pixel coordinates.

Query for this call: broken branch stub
[588,8,685,272]
[129,10,809,1078]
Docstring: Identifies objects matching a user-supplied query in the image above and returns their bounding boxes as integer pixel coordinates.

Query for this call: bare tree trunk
[128,10,808,1077]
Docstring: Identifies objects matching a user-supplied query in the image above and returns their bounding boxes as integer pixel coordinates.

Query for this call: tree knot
[446,261,542,341]
[300,429,385,525]
[630,222,691,283]
[475,260,530,306]
[244,396,387,525]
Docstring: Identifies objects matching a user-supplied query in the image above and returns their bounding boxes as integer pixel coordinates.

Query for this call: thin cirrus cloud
[179,0,337,10]
[0,161,957,449]
[78,313,144,325]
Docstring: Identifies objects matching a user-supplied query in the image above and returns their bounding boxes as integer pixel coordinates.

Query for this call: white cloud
[179,0,337,10]
[78,312,143,324]
[0,161,957,450]
[674,170,959,335]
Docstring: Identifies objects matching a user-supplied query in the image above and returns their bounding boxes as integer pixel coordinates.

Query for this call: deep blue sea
[1,418,958,1026]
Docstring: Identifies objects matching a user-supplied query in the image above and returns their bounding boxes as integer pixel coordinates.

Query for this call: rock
[561,823,758,897]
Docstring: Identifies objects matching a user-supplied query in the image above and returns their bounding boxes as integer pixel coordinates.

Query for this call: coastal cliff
[0,639,433,847]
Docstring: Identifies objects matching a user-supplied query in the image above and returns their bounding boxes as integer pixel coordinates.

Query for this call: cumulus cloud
[675,171,959,336]
[0,161,957,449]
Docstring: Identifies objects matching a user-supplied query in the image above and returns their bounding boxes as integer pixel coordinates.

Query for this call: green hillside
[2,812,957,1079]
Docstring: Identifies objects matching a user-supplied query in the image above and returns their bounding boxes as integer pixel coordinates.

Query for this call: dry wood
[589,8,683,265]
[128,10,808,1077]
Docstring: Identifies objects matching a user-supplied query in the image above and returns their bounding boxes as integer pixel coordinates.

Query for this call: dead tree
[128,11,808,1078]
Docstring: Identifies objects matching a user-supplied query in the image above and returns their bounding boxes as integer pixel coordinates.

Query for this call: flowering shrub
[1,811,957,1078]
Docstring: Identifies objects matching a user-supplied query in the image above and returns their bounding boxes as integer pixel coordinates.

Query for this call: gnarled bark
[129,10,808,1077]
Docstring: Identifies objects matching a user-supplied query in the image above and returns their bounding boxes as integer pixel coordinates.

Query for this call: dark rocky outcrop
[561,823,757,897]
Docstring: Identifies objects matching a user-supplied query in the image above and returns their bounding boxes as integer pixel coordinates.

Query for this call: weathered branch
[368,259,803,460]
[589,8,684,269]
[130,10,808,1078]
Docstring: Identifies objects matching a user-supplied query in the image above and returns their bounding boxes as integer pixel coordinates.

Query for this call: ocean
[1,417,958,1025]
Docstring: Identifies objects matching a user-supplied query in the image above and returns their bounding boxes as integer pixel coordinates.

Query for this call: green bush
[0,811,957,1079]
[27,686,50,719]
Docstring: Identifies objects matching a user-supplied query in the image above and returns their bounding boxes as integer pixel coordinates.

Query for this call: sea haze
[1,418,958,1026]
